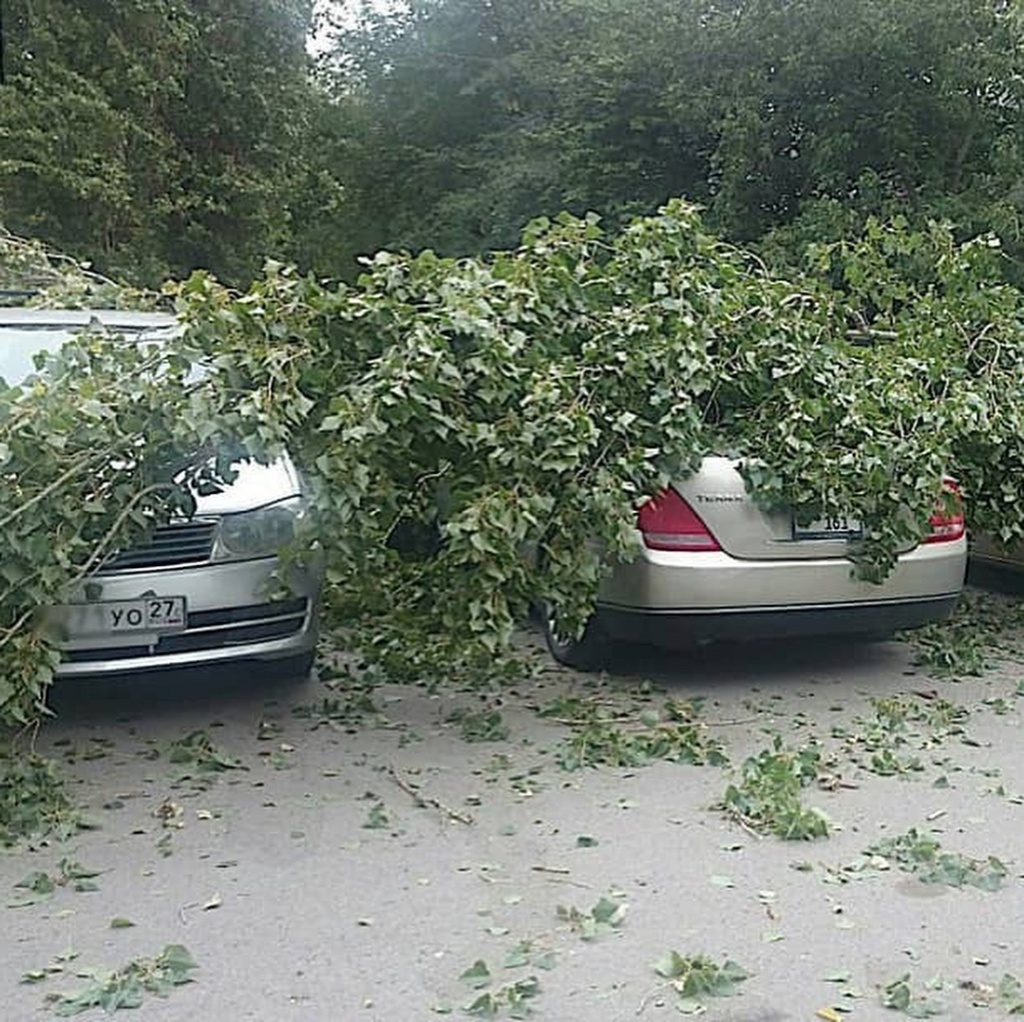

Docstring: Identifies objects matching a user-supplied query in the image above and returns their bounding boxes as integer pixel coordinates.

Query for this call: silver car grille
[103,520,218,572]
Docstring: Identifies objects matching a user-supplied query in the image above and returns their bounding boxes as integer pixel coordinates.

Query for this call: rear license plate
[57,596,187,638]
[793,515,863,541]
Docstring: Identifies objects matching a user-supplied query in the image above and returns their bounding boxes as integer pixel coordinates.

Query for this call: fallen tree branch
[386,764,474,825]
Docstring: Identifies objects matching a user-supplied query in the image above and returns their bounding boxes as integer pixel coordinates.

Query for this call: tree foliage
[7,4,1024,730]
[3,195,1024,725]
[0,0,341,285]
[6,1,1023,283]
[322,0,1024,274]
[0,230,161,309]
[169,203,1019,682]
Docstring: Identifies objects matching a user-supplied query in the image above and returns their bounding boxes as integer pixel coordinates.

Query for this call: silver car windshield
[0,325,166,385]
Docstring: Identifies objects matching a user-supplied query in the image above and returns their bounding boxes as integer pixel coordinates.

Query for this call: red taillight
[924,479,965,544]
[638,488,721,551]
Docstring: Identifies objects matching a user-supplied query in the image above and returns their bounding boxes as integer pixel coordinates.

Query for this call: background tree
[317,0,563,261]
[322,0,1024,274]
[3,1,1023,284]
[0,0,341,284]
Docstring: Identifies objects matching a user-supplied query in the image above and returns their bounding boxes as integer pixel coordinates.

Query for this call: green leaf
[653,951,686,979]
[156,944,198,980]
[504,943,531,969]
[362,803,390,830]
[16,871,55,895]
[460,960,492,990]
[533,951,557,972]
[590,896,620,923]
[464,992,499,1017]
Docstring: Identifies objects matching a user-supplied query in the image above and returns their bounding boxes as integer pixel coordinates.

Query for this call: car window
[0,324,156,385]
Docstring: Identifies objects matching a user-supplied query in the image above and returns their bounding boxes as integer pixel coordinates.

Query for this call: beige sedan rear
[543,457,966,667]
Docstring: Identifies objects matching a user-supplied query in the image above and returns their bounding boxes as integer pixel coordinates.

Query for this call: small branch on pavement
[635,982,669,1015]
[538,875,593,890]
[386,764,474,825]
[728,812,764,841]
[546,715,636,726]
[548,714,760,728]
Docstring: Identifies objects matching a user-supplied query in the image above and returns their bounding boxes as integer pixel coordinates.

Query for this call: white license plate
[57,596,187,638]
[793,515,863,540]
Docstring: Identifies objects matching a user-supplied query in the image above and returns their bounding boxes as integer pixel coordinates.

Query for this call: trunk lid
[672,457,870,561]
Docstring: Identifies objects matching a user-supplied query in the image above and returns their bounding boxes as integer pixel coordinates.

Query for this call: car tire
[541,604,611,671]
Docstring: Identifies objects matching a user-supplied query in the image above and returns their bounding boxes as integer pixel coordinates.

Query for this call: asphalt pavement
[3,625,1024,1021]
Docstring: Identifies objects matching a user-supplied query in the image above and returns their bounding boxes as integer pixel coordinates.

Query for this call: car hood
[191,455,303,516]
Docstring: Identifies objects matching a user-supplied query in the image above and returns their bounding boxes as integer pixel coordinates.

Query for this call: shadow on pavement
[608,635,906,681]
[46,659,316,728]
[44,629,917,729]
[521,619,919,695]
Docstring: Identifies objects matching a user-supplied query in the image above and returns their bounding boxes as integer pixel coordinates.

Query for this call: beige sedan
[543,457,967,668]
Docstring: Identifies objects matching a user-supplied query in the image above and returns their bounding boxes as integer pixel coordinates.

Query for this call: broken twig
[386,764,474,825]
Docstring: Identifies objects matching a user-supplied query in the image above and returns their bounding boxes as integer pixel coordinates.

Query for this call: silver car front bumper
[55,557,321,677]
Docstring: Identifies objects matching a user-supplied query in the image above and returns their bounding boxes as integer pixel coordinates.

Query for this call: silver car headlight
[215,496,308,561]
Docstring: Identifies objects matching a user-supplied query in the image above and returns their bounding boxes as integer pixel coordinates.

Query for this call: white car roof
[0,308,176,330]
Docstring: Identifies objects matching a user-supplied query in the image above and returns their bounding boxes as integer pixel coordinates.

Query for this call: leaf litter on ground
[550,697,727,770]
[447,708,511,743]
[556,893,628,941]
[866,829,1008,891]
[0,755,83,847]
[42,944,197,1016]
[652,952,750,1014]
[717,737,830,840]
[458,958,541,1019]
[167,730,244,773]
[902,590,1024,678]
[880,973,945,1017]
[9,858,101,907]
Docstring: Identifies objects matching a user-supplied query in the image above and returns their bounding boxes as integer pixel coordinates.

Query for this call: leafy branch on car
[0,200,1021,726]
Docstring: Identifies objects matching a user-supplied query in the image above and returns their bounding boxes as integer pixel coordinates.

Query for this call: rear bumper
[593,535,965,647]
[601,536,967,609]
[597,593,959,646]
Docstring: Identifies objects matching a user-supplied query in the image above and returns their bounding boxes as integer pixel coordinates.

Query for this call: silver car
[543,457,967,667]
[0,308,322,677]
